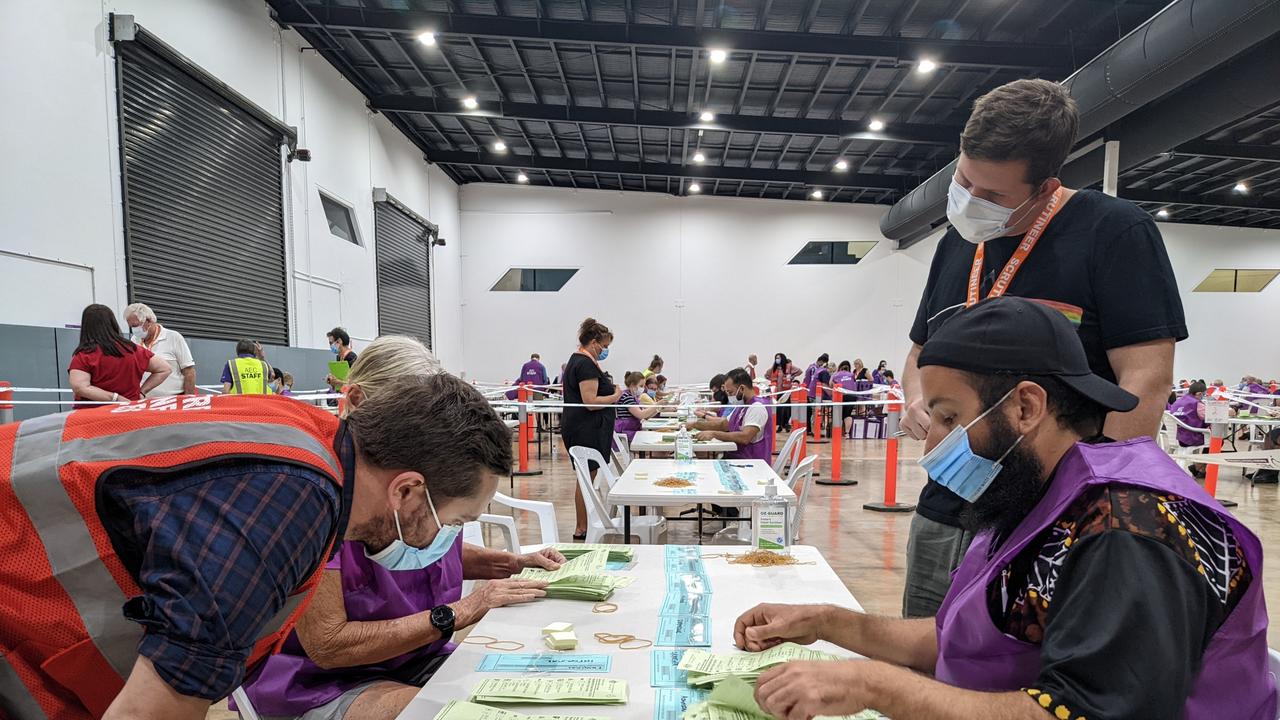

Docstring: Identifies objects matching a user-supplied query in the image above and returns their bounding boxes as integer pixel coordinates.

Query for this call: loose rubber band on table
[594,632,651,649]
[592,602,618,613]
[484,640,525,651]
[462,635,497,645]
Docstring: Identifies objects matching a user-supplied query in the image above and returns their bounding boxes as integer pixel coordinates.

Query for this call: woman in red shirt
[68,303,172,405]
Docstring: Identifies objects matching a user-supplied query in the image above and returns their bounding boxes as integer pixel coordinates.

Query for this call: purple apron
[241,538,465,715]
[520,360,547,385]
[871,370,885,386]
[1169,393,1208,447]
[725,396,775,462]
[614,391,642,441]
[804,364,821,399]
[830,371,856,402]
[935,438,1275,720]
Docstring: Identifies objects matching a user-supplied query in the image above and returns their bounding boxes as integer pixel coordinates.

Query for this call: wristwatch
[429,604,456,643]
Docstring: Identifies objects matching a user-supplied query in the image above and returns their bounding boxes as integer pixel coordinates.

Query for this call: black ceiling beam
[271,3,1077,70]
[1172,141,1280,164]
[1120,188,1280,211]
[375,95,962,145]
[425,150,914,189]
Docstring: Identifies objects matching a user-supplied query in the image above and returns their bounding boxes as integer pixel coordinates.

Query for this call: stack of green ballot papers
[678,643,842,687]
[554,544,634,564]
[516,549,634,601]
[433,700,609,720]
[681,677,884,720]
[469,678,628,705]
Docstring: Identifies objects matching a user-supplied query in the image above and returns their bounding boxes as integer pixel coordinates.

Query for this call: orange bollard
[513,383,542,476]
[1203,434,1223,497]
[791,388,808,461]
[810,388,828,444]
[864,409,915,512]
[817,386,854,486]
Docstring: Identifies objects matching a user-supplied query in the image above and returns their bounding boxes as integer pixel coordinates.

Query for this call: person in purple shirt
[693,368,774,462]
[830,361,858,438]
[1168,380,1208,478]
[520,353,549,386]
[732,298,1272,720]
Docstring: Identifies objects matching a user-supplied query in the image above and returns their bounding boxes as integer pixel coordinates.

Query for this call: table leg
[697,503,704,544]
[623,505,632,545]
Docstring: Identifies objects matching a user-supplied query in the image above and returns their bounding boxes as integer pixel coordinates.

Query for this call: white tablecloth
[628,431,736,455]
[397,545,861,719]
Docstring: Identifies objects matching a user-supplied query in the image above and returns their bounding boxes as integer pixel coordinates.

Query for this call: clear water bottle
[675,424,694,466]
[751,478,791,551]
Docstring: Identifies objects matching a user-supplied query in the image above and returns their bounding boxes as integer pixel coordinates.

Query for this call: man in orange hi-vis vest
[0,373,513,720]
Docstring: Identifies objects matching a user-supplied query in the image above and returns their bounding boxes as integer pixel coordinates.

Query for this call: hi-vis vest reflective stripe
[228,357,273,395]
[0,395,344,720]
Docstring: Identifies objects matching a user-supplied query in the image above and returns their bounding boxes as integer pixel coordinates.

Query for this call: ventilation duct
[879,0,1280,247]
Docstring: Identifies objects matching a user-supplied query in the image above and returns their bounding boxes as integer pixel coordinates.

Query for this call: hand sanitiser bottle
[675,425,694,466]
[751,478,790,551]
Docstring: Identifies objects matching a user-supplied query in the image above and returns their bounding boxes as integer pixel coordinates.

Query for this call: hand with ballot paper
[734,603,830,651]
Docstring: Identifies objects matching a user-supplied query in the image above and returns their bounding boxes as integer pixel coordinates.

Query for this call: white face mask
[946,178,1038,244]
[130,324,147,340]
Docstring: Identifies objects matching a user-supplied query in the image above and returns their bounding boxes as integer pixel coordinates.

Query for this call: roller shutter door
[374,200,433,348]
[116,36,289,343]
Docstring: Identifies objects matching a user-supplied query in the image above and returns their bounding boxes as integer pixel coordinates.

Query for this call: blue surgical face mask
[330,343,340,353]
[917,388,1024,503]
[646,389,657,398]
[598,347,609,361]
[366,485,462,572]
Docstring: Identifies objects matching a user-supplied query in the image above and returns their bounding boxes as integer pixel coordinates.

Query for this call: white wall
[459,183,1280,387]
[459,184,941,385]
[0,0,463,366]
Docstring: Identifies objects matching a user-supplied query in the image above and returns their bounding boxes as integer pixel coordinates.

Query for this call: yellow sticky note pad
[544,631,578,650]
[542,622,574,636]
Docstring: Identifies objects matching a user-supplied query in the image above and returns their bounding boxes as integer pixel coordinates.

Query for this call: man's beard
[959,414,1047,538]
[347,499,432,553]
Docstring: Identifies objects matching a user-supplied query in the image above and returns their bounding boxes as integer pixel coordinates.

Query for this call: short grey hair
[124,303,156,323]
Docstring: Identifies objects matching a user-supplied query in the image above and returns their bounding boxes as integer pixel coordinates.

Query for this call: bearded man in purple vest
[692,367,774,461]
[734,297,1273,720]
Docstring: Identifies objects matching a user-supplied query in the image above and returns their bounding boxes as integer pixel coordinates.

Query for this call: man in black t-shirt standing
[900,78,1187,618]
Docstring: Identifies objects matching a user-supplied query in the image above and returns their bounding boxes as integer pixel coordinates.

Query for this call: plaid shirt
[99,431,352,700]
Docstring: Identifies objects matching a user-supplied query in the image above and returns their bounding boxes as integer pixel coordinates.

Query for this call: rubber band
[462,635,498,645]
[484,640,525,651]
[594,632,635,643]
[592,602,618,613]
[617,638,653,650]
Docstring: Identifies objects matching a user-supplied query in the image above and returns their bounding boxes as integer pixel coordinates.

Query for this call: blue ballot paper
[665,545,701,560]
[605,560,630,571]
[661,591,711,617]
[667,572,712,596]
[475,653,612,673]
[656,614,712,647]
[664,556,707,576]
[650,649,690,687]
[714,460,748,493]
[654,687,709,719]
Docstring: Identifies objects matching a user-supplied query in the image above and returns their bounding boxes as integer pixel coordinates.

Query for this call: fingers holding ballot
[733,603,829,652]
[754,660,872,720]
[520,547,567,570]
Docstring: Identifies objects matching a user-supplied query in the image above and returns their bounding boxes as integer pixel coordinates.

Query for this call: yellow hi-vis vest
[227,357,273,395]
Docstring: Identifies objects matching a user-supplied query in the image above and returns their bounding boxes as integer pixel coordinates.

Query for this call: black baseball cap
[918,297,1138,412]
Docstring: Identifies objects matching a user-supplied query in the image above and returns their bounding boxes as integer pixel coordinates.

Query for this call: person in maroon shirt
[68,303,172,406]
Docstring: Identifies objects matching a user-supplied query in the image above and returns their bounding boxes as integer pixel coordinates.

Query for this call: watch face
[431,605,455,628]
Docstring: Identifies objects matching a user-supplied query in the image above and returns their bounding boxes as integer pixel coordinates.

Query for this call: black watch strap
[430,604,456,643]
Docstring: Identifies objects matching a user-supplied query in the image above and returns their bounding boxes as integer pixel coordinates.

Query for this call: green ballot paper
[469,678,628,705]
[328,361,351,382]
[677,643,843,687]
[433,699,610,720]
[517,549,633,601]
[553,544,635,564]
[681,677,885,720]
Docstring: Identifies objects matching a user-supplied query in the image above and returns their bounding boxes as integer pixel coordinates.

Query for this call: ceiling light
[493,141,507,152]
[1156,208,1170,219]
[1234,182,1249,194]
[688,182,701,193]
[709,48,728,64]
[916,58,937,74]
[517,172,529,183]
[416,32,437,47]
[868,119,885,132]
[693,152,706,163]
[811,189,824,199]
[462,96,478,110]
[699,111,716,123]
[834,159,848,171]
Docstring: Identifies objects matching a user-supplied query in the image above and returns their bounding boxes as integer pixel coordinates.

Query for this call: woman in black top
[560,317,621,538]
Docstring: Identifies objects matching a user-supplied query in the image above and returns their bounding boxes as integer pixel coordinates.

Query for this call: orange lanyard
[966,188,1066,307]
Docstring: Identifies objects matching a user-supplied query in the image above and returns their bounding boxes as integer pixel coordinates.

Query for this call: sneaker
[1253,469,1279,485]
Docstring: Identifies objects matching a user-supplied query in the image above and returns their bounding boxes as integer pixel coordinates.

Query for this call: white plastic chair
[772,429,806,479]
[784,455,818,542]
[1158,413,1182,455]
[491,492,560,549]
[569,446,666,544]
[612,432,634,471]
[232,687,260,720]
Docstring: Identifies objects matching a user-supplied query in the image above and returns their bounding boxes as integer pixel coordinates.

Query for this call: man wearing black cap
[732,298,1271,720]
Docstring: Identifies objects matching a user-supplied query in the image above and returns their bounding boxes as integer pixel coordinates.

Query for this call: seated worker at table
[693,368,775,462]
[616,371,661,441]
[1169,380,1209,478]
[734,297,1274,720]
[243,335,566,720]
[638,374,661,406]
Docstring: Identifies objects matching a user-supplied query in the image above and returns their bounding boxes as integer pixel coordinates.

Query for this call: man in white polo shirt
[124,302,197,397]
